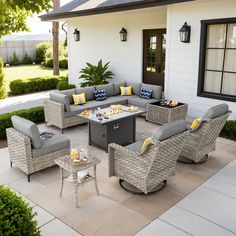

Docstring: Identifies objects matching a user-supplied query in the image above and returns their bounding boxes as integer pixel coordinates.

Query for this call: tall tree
[52,0,60,76]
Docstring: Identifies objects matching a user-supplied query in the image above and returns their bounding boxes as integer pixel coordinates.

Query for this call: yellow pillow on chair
[73,93,86,105]
[141,138,152,152]
[191,118,201,129]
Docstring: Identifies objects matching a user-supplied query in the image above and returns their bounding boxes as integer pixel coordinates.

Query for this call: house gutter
[40,0,194,21]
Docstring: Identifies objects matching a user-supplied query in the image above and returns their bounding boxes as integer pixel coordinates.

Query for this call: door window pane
[222,73,236,95]
[205,49,224,70]
[224,49,236,72]
[206,24,226,48]
[227,23,236,48]
[146,35,157,72]
[204,71,222,93]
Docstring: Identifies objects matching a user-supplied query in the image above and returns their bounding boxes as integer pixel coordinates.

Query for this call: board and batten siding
[165,0,236,118]
[67,7,167,85]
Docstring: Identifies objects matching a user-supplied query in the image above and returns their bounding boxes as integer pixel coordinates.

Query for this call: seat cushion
[152,120,188,141]
[57,88,75,104]
[75,86,95,101]
[11,115,42,149]
[202,103,229,119]
[141,83,162,99]
[32,134,70,158]
[96,84,114,97]
[113,82,126,95]
[128,95,158,108]
[105,96,128,105]
[50,91,70,112]
[126,82,141,96]
[126,140,143,153]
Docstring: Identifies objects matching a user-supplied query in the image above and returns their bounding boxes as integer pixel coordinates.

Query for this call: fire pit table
[146,101,188,125]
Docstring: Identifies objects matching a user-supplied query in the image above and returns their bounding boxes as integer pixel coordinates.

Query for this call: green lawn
[4,65,68,81]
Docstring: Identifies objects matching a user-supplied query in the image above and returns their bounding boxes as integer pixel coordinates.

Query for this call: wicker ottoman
[146,102,188,124]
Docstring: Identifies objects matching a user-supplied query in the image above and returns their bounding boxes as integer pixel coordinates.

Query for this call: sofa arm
[141,131,153,139]
[44,100,65,128]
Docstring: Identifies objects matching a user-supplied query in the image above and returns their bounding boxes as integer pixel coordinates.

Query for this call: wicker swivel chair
[7,116,70,182]
[108,120,189,194]
[179,103,231,164]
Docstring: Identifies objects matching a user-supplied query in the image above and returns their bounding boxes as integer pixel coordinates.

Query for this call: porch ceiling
[39,0,195,21]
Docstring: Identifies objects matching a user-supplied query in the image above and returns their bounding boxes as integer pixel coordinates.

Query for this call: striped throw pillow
[73,93,86,105]
[120,86,132,96]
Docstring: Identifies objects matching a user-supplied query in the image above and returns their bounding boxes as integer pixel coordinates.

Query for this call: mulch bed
[0,140,7,149]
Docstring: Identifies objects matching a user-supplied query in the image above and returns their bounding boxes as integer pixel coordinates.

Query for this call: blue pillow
[140,88,152,99]
[94,90,107,101]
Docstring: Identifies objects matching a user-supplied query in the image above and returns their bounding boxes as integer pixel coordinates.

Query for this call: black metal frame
[197,17,236,102]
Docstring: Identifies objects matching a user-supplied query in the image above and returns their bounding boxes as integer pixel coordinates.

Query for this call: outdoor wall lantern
[73,28,80,41]
[179,22,191,43]
[119,27,127,42]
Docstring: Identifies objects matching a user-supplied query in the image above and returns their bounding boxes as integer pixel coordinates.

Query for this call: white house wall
[67,7,167,85]
[166,0,236,119]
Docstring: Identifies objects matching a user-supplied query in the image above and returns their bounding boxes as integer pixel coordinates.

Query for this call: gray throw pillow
[152,120,188,141]
[113,82,126,95]
[11,115,42,149]
[95,84,114,97]
[126,82,141,95]
[58,88,75,104]
[75,86,95,101]
[202,103,229,119]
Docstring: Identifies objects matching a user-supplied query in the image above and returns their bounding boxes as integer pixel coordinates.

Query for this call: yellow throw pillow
[73,93,86,105]
[141,137,152,153]
[120,86,132,96]
[191,118,201,129]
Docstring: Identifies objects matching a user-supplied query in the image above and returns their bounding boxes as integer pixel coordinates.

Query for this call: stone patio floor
[0,117,236,236]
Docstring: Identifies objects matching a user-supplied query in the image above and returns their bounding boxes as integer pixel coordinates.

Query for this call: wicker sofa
[7,116,70,182]
[108,120,189,194]
[44,82,162,132]
[179,103,231,163]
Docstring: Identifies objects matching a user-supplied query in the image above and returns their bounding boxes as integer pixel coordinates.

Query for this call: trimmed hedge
[43,57,68,69]
[10,76,67,95]
[0,106,44,140]
[57,80,76,91]
[221,120,236,141]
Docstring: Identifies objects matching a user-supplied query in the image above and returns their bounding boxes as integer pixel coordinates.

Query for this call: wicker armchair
[7,116,70,182]
[179,104,231,163]
[108,121,189,194]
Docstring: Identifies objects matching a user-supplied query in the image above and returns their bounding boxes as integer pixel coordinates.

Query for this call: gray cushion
[57,88,75,104]
[152,120,188,141]
[50,91,70,112]
[126,82,141,95]
[141,83,162,99]
[96,84,114,97]
[126,140,143,153]
[113,82,126,95]
[75,86,95,101]
[32,134,70,158]
[11,115,42,149]
[128,95,158,108]
[105,96,128,105]
[202,103,229,119]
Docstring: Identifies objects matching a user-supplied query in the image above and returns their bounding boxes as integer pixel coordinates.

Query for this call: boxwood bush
[10,76,67,95]
[221,120,236,141]
[0,185,40,236]
[0,106,44,140]
[57,79,75,91]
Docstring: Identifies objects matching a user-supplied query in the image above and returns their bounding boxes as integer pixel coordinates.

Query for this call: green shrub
[0,106,44,140]
[59,58,68,69]
[43,58,68,69]
[0,58,7,99]
[0,185,40,235]
[35,42,51,64]
[10,76,67,95]
[57,79,75,91]
[22,52,33,65]
[221,120,236,141]
[43,57,53,68]
[9,52,20,66]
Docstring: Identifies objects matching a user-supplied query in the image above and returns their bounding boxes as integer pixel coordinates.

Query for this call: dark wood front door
[143,29,166,88]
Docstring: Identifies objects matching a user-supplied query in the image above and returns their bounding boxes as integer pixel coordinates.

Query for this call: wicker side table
[146,102,188,125]
[55,155,100,207]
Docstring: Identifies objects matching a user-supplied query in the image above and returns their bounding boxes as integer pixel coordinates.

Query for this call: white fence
[0,40,50,63]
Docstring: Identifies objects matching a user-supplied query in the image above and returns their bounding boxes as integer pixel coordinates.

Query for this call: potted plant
[79,59,114,87]
[0,185,40,235]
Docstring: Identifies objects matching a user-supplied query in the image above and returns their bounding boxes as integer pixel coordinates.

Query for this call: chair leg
[27,174,31,183]
[61,128,64,134]
[10,162,12,168]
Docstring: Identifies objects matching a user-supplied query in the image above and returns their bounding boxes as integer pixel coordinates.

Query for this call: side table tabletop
[55,155,101,207]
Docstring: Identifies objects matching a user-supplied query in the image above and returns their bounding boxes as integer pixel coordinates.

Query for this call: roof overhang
[40,0,194,21]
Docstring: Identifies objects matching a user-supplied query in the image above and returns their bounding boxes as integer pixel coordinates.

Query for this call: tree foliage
[0,0,52,38]
[0,58,7,99]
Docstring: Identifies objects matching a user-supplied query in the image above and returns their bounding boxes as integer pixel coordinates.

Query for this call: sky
[22,0,71,35]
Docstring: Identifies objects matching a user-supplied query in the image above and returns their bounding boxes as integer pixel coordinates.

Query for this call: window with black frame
[198,18,236,102]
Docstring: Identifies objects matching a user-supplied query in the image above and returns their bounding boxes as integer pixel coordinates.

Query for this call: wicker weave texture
[44,100,86,129]
[6,128,70,176]
[108,130,189,194]
[146,103,188,125]
[180,112,231,163]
